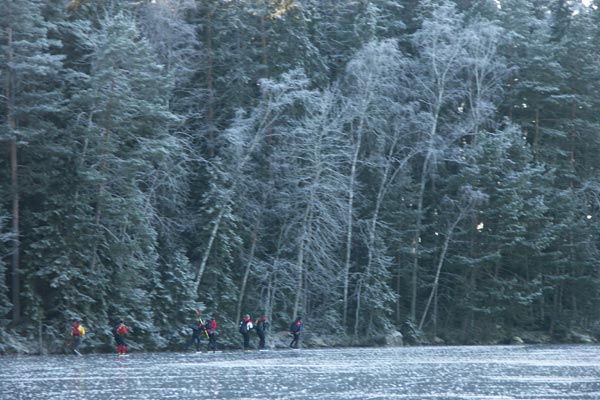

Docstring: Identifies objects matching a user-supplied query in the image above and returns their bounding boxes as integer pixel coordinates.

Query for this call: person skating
[255,316,269,350]
[70,321,86,355]
[113,321,129,355]
[189,319,206,352]
[239,314,253,350]
[206,317,218,352]
[289,317,302,349]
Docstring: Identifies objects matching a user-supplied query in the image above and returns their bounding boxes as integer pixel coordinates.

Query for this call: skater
[70,321,86,355]
[189,319,206,352]
[239,314,253,350]
[113,321,129,355]
[255,316,269,349]
[206,317,218,352]
[289,317,302,348]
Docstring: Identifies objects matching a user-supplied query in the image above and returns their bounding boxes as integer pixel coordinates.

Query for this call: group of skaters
[69,315,303,355]
[69,320,129,355]
[188,316,218,352]
[238,314,269,350]
[191,314,303,352]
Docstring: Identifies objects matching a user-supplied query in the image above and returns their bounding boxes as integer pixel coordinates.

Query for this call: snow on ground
[1,345,599,399]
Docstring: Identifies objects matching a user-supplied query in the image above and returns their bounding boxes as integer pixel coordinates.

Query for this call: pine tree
[0,0,64,324]
[66,12,182,348]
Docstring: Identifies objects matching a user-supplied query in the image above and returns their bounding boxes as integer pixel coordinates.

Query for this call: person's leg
[291,333,299,348]
[72,336,81,353]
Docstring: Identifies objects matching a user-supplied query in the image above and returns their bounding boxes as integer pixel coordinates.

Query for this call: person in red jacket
[113,321,129,355]
[205,317,218,352]
[70,321,86,355]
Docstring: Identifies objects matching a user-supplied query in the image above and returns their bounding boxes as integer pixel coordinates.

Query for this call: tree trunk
[293,203,313,320]
[206,6,215,158]
[419,224,454,330]
[410,151,430,321]
[90,77,115,273]
[10,138,20,322]
[343,86,375,330]
[194,207,224,294]
[236,226,259,321]
[354,137,404,336]
[6,26,20,322]
[411,94,443,321]
[343,142,360,328]
[193,107,268,294]
[419,201,466,330]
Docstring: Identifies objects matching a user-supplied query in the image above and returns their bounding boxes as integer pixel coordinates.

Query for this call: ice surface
[1,345,599,399]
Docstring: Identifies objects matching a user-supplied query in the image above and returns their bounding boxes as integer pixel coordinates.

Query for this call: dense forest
[2,0,600,353]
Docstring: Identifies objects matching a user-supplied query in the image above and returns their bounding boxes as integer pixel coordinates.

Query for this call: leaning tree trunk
[343,140,360,328]
[292,202,313,320]
[236,223,260,321]
[418,219,456,330]
[353,136,403,337]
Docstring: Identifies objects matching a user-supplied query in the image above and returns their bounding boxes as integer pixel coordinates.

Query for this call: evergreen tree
[451,125,554,339]
[67,12,182,348]
[0,216,12,321]
[0,0,64,324]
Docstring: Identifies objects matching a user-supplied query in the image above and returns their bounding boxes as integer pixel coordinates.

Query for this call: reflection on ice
[1,345,600,399]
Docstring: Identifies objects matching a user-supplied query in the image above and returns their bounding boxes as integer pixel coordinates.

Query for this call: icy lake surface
[1,345,600,399]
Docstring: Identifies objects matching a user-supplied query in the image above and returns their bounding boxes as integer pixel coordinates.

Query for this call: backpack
[290,322,298,333]
[116,324,128,336]
[72,323,81,336]
[239,321,248,334]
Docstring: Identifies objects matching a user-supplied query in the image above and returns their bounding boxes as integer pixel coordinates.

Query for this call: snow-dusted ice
[1,345,600,399]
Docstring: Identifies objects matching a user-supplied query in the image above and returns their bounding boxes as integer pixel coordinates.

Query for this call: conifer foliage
[2,0,600,353]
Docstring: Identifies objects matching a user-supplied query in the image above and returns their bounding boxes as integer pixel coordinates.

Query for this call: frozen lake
[1,345,599,399]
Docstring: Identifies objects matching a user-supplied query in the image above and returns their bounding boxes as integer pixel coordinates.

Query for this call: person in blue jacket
[189,319,205,352]
[255,316,269,349]
[289,317,302,348]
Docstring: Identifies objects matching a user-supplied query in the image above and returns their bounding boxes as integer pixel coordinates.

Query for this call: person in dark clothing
[239,314,253,350]
[189,319,205,352]
[289,317,302,349]
[206,317,218,352]
[113,321,129,355]
[255,316,269,349]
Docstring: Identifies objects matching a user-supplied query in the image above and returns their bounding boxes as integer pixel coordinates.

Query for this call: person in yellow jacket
[70,321,86,355]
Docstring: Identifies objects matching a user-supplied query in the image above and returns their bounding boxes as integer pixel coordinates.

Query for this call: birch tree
[270,83,348,321]
[192,70,315,295]
[407,0,505,322]
[341,39,416,334]
[418,186,488,329]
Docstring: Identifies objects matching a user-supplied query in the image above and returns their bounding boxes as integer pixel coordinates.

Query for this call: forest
[1,0,600,353]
